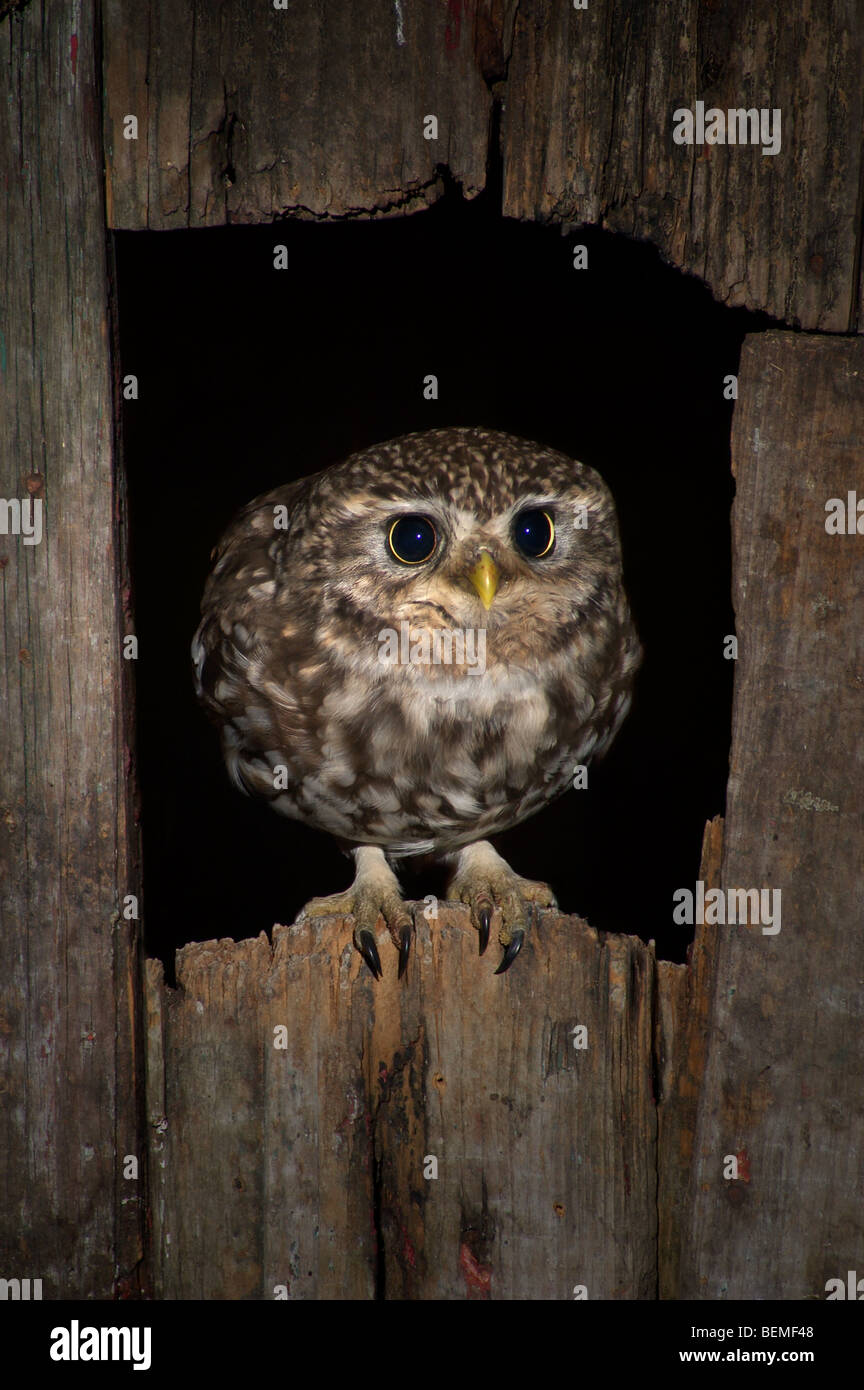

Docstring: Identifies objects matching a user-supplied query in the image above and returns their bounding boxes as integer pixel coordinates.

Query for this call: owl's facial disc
[369,492,587,631]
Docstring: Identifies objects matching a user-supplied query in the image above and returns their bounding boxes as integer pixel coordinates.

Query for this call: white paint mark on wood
[394,0,406,46]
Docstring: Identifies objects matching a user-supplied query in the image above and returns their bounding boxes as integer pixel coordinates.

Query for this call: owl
[192,427,640,978]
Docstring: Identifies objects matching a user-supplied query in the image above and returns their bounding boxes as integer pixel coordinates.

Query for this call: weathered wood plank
[374,907,657,1300]
[261,924,377,1301]
[103,0,501,229]
[0,3,143,1295]
[676,332,864,1298]
[145,907,658,1299]
[656,816,723,1301]
[503,1,864,332]
[102,0,863,328]
[150,938,271,1299]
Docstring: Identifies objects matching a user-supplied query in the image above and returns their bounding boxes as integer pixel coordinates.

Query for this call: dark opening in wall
[115,184,775,977]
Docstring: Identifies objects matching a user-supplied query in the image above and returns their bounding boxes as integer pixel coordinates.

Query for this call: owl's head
[275,426,631,682]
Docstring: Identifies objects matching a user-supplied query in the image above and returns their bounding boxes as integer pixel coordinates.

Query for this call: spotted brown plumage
[192,426,641,977]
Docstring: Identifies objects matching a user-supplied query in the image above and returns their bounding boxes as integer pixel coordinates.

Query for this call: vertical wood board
[503,0,864,331]
[678,331,864,1298]
[0,1,143,1296]
[145,907,658,1299]
[102,0,505,229]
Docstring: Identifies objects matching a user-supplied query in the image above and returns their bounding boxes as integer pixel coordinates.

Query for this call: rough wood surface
[675,332,864,1298]
[145,908,658,1300]
[6,0,862,1304]
[656,816,723,1301]
[503,0,864,331]
[102,1,863,332]
[0,3,144,1295]
[102,0,509,229]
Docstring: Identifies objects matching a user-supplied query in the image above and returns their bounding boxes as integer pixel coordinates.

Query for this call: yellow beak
[468,550,500,610]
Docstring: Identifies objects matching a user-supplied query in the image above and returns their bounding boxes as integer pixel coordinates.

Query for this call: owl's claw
[448,839,556,974]
[477,904,492,956]
[494,929,524,975]
[300,848,418,979]
[397,923,413,979]
[358,930,383,981]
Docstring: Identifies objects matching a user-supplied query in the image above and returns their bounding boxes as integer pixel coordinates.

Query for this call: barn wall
[145,908,658,1300]
[504,0,864,332]
[2,0,862,1300]
[657,336,864,1299]
[102,1,864,332]
[0,2,144,1295]
[677,332,864,1298]
[101,0,502,229]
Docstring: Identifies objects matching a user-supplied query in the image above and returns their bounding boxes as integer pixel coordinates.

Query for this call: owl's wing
[191,474,315,709]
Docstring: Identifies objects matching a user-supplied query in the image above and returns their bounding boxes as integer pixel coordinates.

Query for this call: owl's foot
[300,845,414,980]
[448,840,556,974]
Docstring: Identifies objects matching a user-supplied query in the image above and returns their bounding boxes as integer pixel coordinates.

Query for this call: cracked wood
[0,0,144,1296]
[102,0,505,228]
[503,0,864,330]
[144,906,658,1299]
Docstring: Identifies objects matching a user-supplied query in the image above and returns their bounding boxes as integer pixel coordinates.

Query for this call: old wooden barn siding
[504,0,864,332]
[145,911,657,1299]
[677,333,864,1298]
[0,1,144,1297]
[101,0,864,334]
[1,0,862,1298]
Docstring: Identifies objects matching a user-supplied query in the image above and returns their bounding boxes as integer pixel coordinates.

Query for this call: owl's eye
[387,514,438,565]
[512,508,555,559]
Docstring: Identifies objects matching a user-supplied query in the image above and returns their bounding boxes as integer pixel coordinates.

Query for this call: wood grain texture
[656,816,723,1301]
[676,332,864,1298]
[101,1,864,329]
[6,0,861,1304]
[145,907,658,1299]
[102,0,505,230]
[0,2,144,1296]
[503,0,864,331]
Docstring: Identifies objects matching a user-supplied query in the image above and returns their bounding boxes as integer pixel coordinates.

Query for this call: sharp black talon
[494,929,524,975]
[477,906,491,956]
[398,924,412,979]
[358,930,382,980]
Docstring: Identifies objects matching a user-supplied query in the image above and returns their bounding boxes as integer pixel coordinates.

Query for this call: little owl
[192,427,640,978]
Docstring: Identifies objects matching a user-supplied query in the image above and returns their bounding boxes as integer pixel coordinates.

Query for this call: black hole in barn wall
[115,186,775,977]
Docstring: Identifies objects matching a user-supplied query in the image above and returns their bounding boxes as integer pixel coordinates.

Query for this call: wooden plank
[261,922,377,1301]
[145,907,658,1299]
[656,816,723,1301]
[144,959,169,1294]
[145,932,377,1300]
[103,0,502,229]
[0,3,143,1296]
[149,938,270,1299]
[102,0,863,328]
[503,0,864,332]
[373,907,658,1300]
[676,332,864,1298]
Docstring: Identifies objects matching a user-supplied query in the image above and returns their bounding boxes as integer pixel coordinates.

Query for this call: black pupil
[391,515,436,563]
[514,509,552,557]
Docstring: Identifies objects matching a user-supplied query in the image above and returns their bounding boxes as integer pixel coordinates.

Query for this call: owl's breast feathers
[192,429,641,856]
